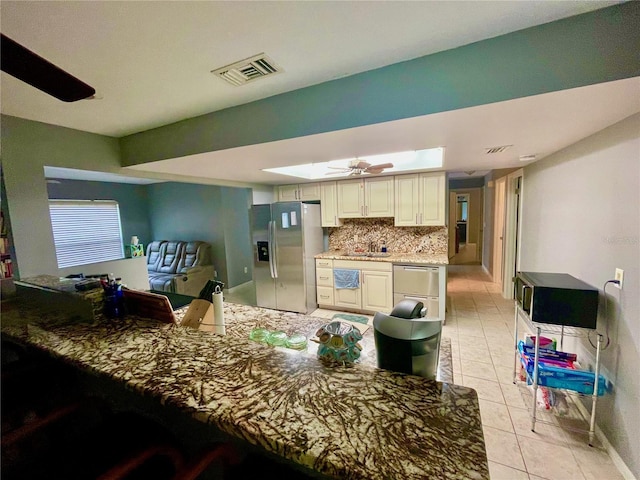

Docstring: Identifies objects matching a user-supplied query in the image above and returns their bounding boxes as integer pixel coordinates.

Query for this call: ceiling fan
[326,159,394,176]
[0,33,96,102]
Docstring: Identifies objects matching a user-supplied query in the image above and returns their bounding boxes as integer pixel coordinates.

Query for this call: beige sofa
[146,240,215,297]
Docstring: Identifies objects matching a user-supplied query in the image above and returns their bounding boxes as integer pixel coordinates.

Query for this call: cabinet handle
[320,276,329,280]
[320,295,330,299]
[334,216,337,225]
[416,214,418,224]
[365,205,368,216]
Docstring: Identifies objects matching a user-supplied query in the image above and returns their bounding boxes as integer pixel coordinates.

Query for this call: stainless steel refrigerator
[251,202,323,314]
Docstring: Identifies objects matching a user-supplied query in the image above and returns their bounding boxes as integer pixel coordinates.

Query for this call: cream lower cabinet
[317,259,393,313]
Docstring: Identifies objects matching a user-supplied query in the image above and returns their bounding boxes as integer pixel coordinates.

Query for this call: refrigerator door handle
[268,220,278,279]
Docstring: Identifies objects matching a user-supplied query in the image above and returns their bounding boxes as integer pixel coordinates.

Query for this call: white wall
[59,257,149,291]
[520,113,640,477]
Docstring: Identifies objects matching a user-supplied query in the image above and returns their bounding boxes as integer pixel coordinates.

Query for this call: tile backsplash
[327,218,448,255]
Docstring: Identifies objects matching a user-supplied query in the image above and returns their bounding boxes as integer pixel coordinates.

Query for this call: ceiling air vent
[212,53,282,86]
[485,145,513,154]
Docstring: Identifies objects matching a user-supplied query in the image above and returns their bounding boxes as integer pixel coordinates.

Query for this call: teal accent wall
[0,116,122,277]
[219,186,253,288]
[120,2,640,165]
[145,182,252,288]
[46,179,153,249]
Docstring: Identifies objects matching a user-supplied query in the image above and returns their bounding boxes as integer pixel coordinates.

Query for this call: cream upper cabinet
[394,172,446,226]
[320,181,342,227]
[337,177,394,218]
[336,179,363,218]
[277,183,320,202]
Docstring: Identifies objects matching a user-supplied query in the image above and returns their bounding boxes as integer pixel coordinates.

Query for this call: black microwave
[514,272,599,329]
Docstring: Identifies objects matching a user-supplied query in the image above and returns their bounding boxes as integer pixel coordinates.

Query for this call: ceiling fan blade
[1,34,96,102]
[367,163,394,170]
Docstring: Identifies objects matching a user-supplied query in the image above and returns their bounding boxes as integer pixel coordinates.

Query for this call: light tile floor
[445,265,625,480]
[228,268,626,480]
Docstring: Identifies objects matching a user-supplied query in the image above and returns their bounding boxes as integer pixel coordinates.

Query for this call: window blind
[49,200,124,268]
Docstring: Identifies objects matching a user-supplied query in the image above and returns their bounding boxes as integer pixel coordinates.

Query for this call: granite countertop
[2,280,487,479]
[315,251,449,265]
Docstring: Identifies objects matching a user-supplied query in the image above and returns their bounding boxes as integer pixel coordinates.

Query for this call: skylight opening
[263,147,444,180]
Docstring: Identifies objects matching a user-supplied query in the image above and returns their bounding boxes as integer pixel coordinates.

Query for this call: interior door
[493,177,506,286]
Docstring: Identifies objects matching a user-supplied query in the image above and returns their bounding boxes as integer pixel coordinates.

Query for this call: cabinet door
[298,182,321,201]
[394,174,420,226]
[361,270,393,312]
[364,177,394,217]
[337,179,364,218]
[278,184,299,202]
[419,172,446,226]
[334,284,361,309]
[320,182,342,227]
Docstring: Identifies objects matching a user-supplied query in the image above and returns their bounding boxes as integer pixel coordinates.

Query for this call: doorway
[449,188,482,265]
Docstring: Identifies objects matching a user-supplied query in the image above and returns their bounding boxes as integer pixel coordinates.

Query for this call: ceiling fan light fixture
[263,147,444,180]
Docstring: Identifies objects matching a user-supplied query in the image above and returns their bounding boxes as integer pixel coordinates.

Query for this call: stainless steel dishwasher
[393,265,440,319]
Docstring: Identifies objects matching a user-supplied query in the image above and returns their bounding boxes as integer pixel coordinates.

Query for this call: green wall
[0,116,122,277]
[146,182,253,288]
[120,2,640,165]
[47,178,153,250]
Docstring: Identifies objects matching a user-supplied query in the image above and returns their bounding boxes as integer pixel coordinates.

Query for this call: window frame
[48,199,125,268]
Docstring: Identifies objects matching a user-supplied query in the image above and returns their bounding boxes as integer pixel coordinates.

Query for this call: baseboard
[572,397,637,480]
[225,280,253,294]
[482,264,491,278]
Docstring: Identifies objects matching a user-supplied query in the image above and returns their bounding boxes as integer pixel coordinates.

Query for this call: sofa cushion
[156,241,184,274]
[146,241,167,272]
[148,273,179,293]
[177,241,211,273]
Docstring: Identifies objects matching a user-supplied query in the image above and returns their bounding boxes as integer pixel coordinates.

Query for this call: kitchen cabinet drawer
[316,267,333,287]
[317,286,334,306]
[316,259,333,269]
[393,265,439,297]
[393,293,439,319]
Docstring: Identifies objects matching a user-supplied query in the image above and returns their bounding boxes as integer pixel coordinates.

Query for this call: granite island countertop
[3,278,487,480]
[315,251,449,265]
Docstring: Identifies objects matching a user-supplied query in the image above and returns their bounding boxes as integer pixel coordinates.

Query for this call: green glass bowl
[285,333,308,350]
[266,330,288,347]
[249,327,270,343]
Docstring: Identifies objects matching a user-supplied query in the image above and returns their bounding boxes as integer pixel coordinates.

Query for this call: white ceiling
[2,0,636,186]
